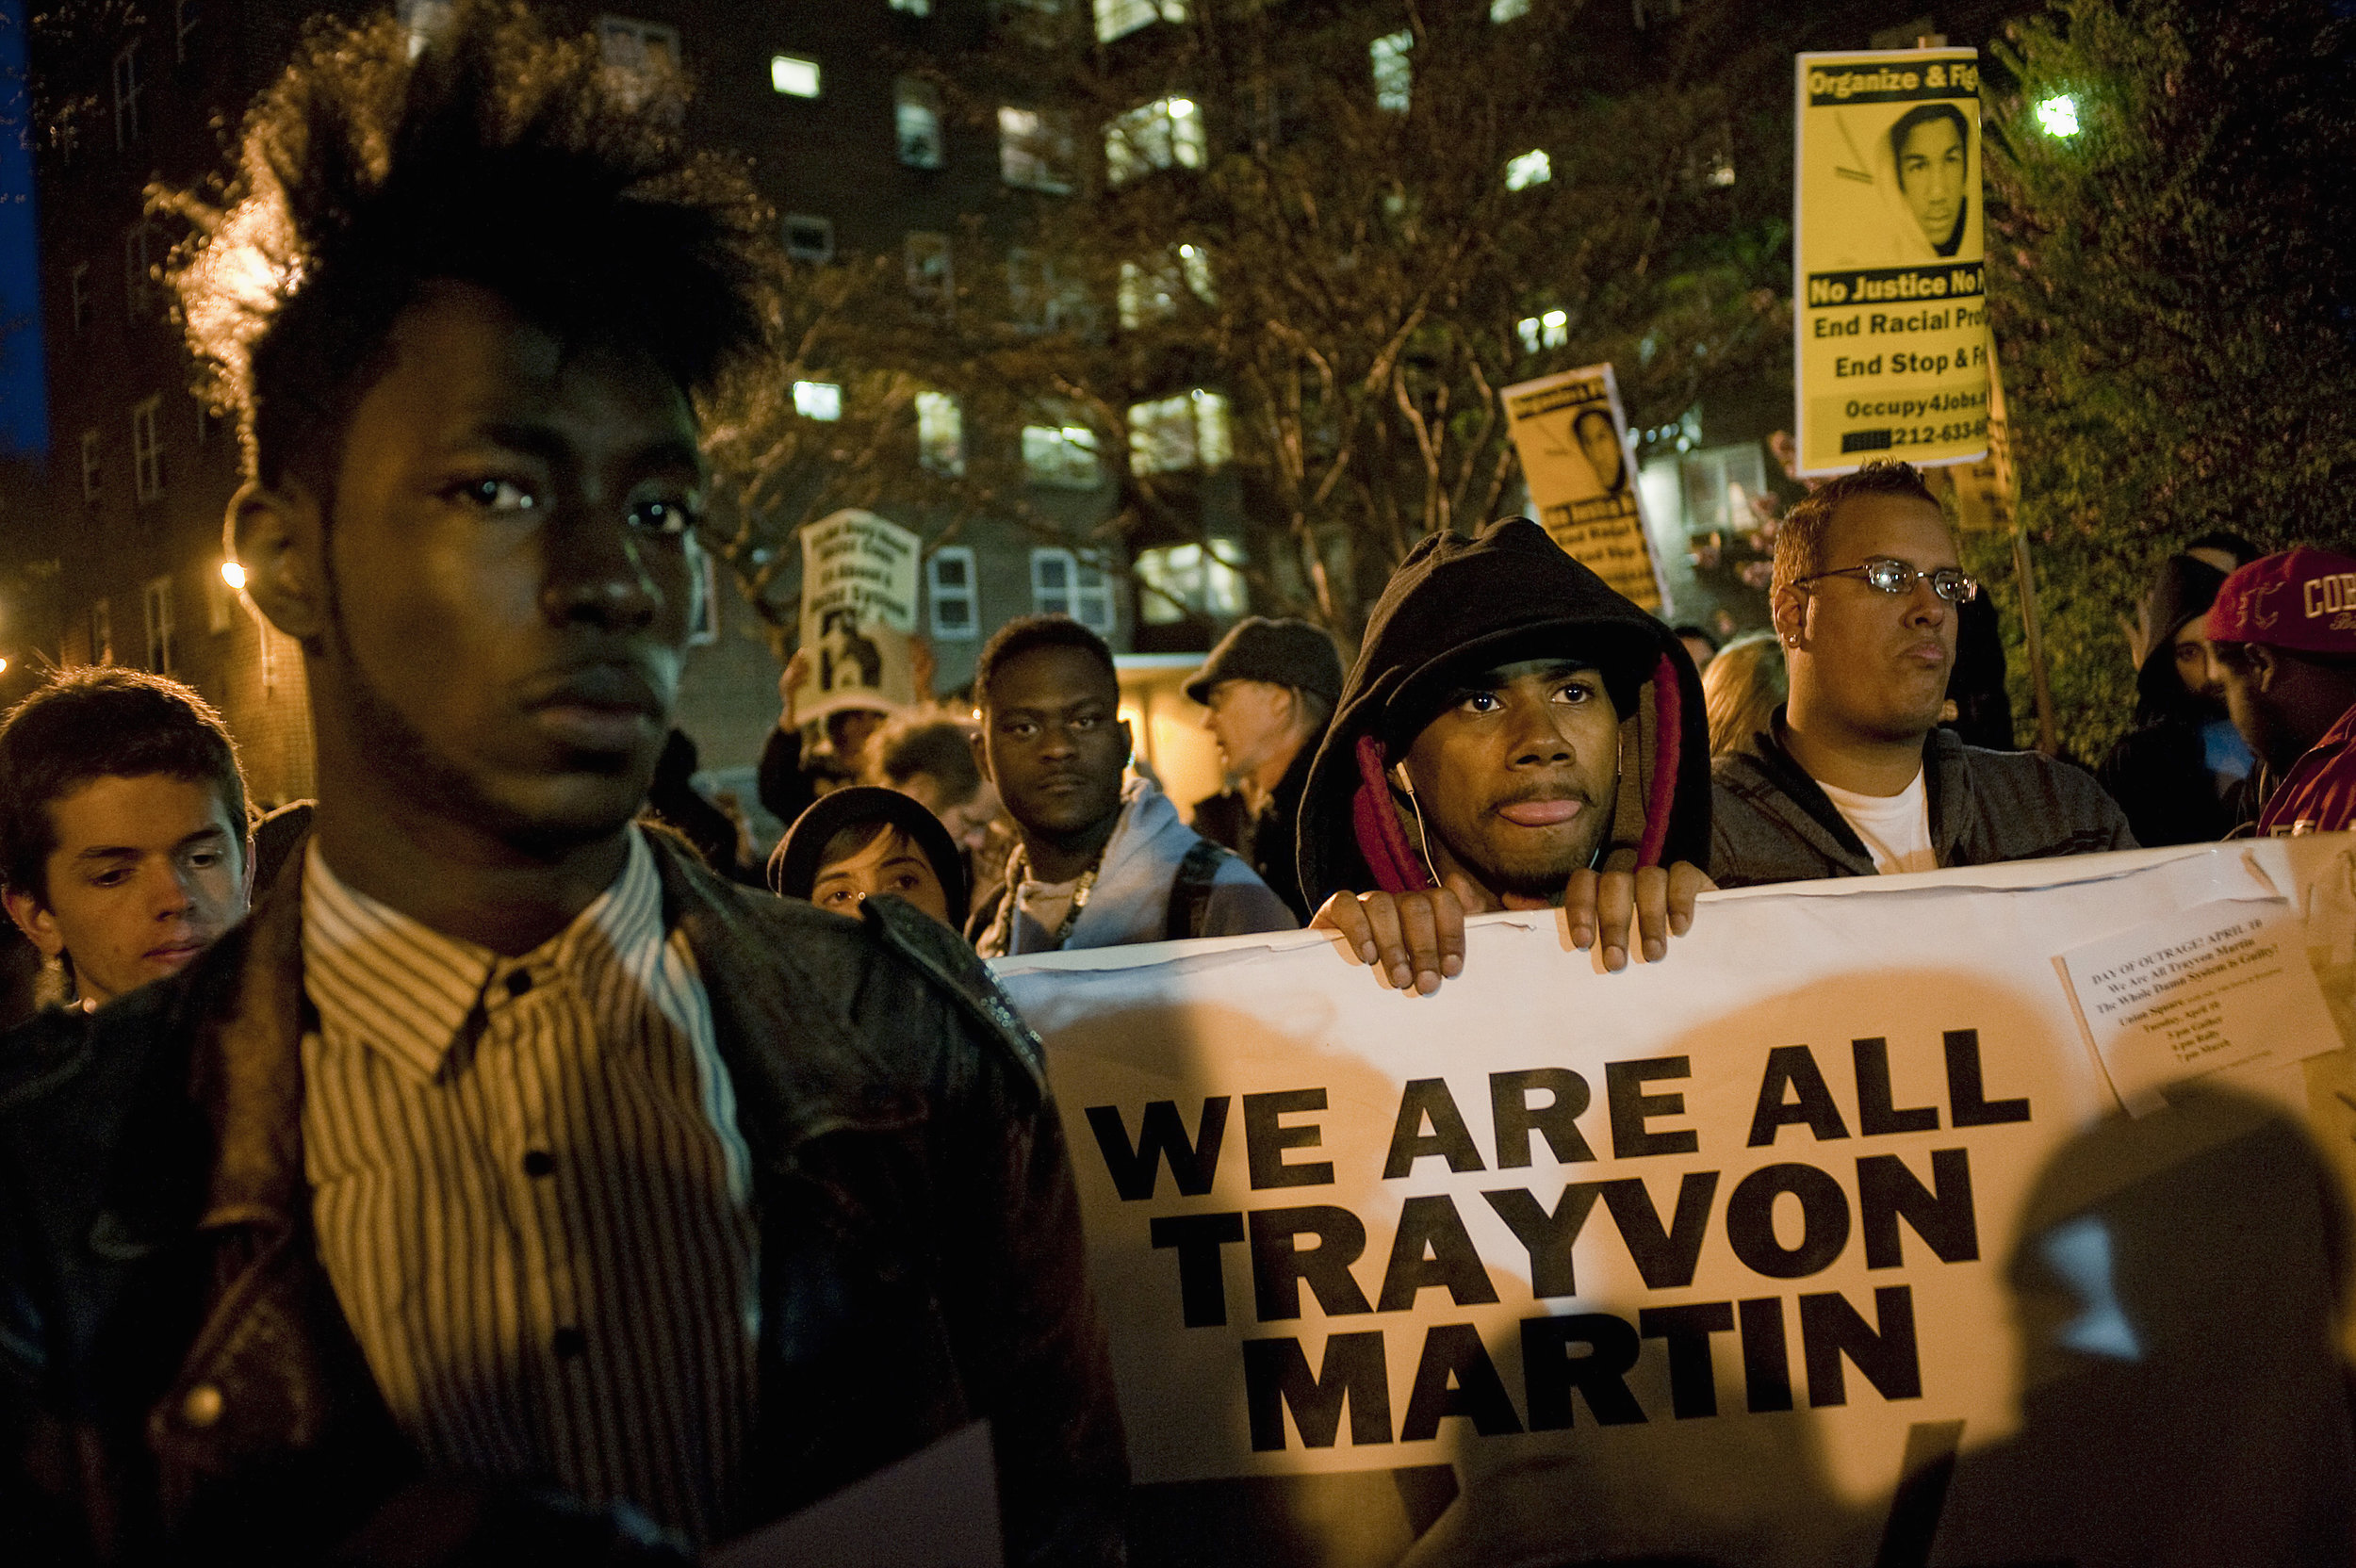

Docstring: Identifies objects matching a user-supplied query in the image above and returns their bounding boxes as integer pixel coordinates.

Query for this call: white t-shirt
[1817,769,1938,874]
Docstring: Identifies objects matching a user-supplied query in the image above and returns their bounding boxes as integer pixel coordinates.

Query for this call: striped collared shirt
[300,827,760,1543]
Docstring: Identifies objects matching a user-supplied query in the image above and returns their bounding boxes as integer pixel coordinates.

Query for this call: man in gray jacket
[1711,462,2133,887]
[970,616,1295,955]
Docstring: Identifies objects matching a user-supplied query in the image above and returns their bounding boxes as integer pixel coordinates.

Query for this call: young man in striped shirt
[0,10,1121,1566]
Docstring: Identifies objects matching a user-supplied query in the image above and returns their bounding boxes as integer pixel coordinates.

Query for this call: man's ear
[1769,583,1806,649]
[2247,644,2281,693]
[968,723,994,787]
[229,478,329,644]
[3,888,65,961]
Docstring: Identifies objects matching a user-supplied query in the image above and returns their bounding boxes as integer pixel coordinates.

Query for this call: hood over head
[2135,554,2230,720]
[1297,517,1710,907]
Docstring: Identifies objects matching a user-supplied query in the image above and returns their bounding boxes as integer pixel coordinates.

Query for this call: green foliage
[1984,0,2356,761]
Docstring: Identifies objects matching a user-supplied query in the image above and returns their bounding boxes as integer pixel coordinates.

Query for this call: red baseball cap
[2206,547,2356,653]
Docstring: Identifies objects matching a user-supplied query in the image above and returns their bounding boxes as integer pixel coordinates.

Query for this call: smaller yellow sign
[1500,364,1665,612]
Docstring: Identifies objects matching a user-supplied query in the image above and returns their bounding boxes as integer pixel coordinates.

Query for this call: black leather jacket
[0,835,1126,1565]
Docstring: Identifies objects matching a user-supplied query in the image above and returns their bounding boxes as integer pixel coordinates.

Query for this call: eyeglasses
[1794,557,1979,604]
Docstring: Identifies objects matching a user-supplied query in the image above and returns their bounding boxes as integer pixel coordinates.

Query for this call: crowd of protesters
[2,6,2353,1567]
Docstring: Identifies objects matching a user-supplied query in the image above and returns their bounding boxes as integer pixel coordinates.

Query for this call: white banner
[997,840,2356,1567]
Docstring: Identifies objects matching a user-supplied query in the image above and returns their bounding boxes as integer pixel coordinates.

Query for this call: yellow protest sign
[1501,365,1666,612]
[1794,49,1990,476]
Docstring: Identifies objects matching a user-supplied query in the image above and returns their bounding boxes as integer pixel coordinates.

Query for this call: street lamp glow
[2036,95,2080,139]
[221,560,247,590]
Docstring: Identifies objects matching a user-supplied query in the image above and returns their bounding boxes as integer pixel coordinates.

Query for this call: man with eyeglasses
[1710,461,2133,886]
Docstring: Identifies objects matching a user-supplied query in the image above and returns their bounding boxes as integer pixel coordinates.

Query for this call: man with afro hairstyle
[0,7,1122,1564]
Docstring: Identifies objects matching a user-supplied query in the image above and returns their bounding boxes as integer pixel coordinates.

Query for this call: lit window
[1371,31,1412,113]
[1128,389,1230,474]
[80,428,101,503]
[131,396,164,499]
[1490,0,1530,18]
[1105,97,1205,186]
[1031,547,1115,632]
[1008,248,1089,333]
[783,213,835,263]
[770,54,821,97]
[905,231,953,306]
[597,17,679,96]
[1515,308,1568,354]
[1505,148,1551,189]
[915,390,964,475]
[999,106,1075,193]
[927,546,977,640]
[112,41,142,148]
[1023,424,1101,489]
[688,544,720,645]
[895,75,944,168]
[123,222,157,321]
[1093,0,1188,43]
[143,575,176,675]
[1119,259,1178,328]
[205,558,237,634]
[1135,541,1247,625]
[793,381,843,421]
[892,0,931,12]
[397,0,452,54]
[1178,242,1214,301]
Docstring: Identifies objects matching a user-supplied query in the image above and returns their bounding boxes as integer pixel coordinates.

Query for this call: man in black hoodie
[1297,518,1714,992]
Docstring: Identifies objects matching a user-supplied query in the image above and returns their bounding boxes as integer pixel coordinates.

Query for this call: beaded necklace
[1015,840,1109,948]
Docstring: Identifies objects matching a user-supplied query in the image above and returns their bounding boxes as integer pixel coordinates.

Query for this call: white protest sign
[1499,365,1666,612]
[997,841,2356,1568]
[1794,49,1989,476]
[793,509,921,724]
[2060,899,2343,1116]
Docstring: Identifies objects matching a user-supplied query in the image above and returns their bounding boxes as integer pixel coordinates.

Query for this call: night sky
[0,0,47,459]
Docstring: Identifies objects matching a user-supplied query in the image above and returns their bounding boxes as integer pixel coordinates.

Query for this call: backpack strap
[1165,838,1235,942]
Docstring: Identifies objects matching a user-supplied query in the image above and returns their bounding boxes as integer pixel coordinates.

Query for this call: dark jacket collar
[1728,711,1966,866]
[58,832,1030,1276]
